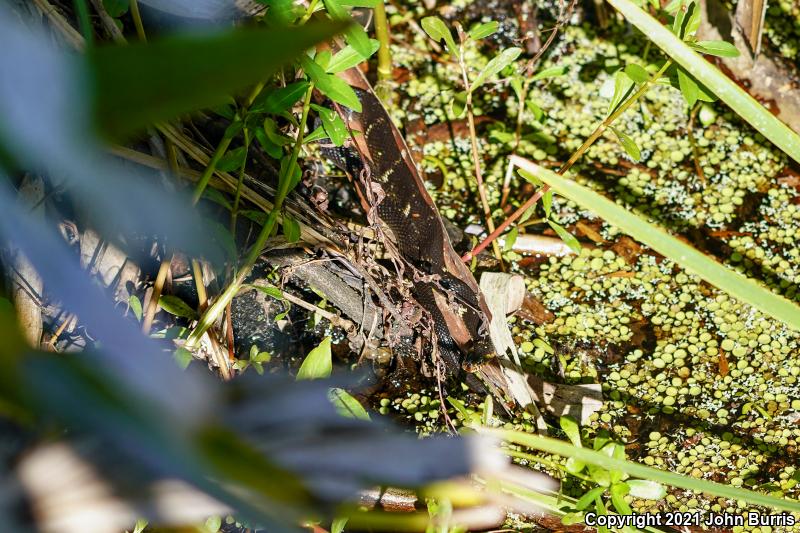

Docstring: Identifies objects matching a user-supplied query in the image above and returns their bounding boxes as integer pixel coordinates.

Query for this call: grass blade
[606,0,800,165]
[491,427,800,514]
[510,155,800,330]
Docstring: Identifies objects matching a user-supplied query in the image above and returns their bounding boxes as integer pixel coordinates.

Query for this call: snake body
[320,68,495,374]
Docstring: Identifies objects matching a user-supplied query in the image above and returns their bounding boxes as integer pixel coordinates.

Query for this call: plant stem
[192,259,208,310]
[462,59,673,262]
[129,0,147,42]
[300,0,320,24]
[191,82,263,205]
[456,26,503,263]
[191,134,234,205]
[142,257,170,334]
[73,0,94,46]
[231,130,250,234]
[186,84,314,348]
[373,1,393,101]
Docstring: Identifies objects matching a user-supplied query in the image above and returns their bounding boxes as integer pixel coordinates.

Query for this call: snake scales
[318,66,496,375]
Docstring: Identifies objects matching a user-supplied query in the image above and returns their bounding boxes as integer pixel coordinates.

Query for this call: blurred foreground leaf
[90,21,347,140]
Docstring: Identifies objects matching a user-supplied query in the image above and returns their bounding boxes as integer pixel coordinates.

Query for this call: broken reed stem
[141,256,170,333]
[462,59,673,262]
[192,259,208,310]
[457,25,503,264]
[186,83,315,349]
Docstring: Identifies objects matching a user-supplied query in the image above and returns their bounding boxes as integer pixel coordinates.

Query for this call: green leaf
[331,517,348,533]
[517,168,543,187]
[210,221,238,261]
[173,347,193,369]
[128,295,143,322]
[159,295,198,319]
[559,416,582,447]
[304,126,328,143]
[252,284,285,300]
[468,21,499,40]
[514,158,800,330]
[327,39,381,73]
[300,57,362,111]
[216,146,247,172]
[526,99,544,121]
[611,127,641,161]
[471,47,522,91]
[252,351,272,363]
[684,1,701,37]
[202,187,233,210]
[677,67,699,107]
[240,209,268,225]
[252,80,310,114]
[671,0,686,37]
[530,65,567,82]
[296,336,332,380]
[322,0,372,59]
[561,512,585,526]
[262,117,293,146]
[607,69,634,115]
[312,104,347,146]
[103,0,129,18]
[609,482,632,515]
[315,49,333,70]
[548,220,582,254]
[565,457,586,474]
[503,227,518,252]
[606,0,800,165]
[627,479,667,500]
[542,190,553,217]
[282,215,301,242]
[89,21,345,140]
[623,63,649,83]
[575,486,606,511]
[223,119,244,141]
[420,16,457,55]
[329,387,371,420]
[449,90,468,118]
[692,39,741,57]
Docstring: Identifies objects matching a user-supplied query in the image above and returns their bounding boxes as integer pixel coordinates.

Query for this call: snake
[317,66,496,375]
